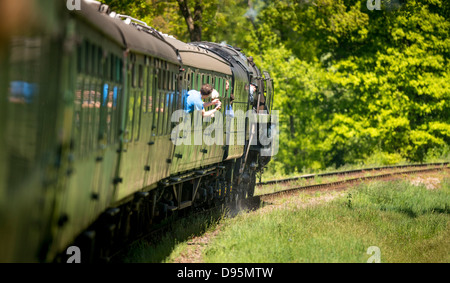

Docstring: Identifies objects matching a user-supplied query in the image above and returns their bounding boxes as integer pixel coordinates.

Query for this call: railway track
[247,162,449,208]
[114,162,448,262]
[257,162,449,186]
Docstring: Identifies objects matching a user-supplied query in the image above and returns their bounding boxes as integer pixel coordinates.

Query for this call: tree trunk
[176,0,202,42]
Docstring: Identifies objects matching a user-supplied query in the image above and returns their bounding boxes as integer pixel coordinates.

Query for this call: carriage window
[98,47,103,77]
[165,92,172,134]
[142,66,147,113]
[139,65,144,88]
[109,55,115,81]
[81,78,91,154]
[142,91,147,114]
[91,44,96,76]
[99,83,108,141]
[131,63,136,87]
[93,81,101,148]
[164,70,168,90]
[133,90,141,141]
[74,77,83,153]
[172,71,176,91]
[85,41,90,75]
[160,92,165,135]
[157,69,161,89]
[214,77,219,94]
[110,86,119,143]
[127,90,135,141]
[154,77,160,133]
[221,78,225,96]
[77,44,83,73]
[173,71,177,91]
[116,58,122,83]
[75,42,103,77]
[147,67,153,113]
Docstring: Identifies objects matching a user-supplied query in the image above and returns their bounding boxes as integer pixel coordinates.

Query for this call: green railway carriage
[190,42,252,161]
[107,17,182,202]
[163,36,233,174]
[0,0,275,262]
[53,0,128,261]
[0,0,71,262]
[190,41,276,195]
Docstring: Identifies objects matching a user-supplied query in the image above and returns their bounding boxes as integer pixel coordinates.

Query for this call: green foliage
[121,209,224,263]
[101,0,450,173]
[252,0,450,171]
[201,178,450,263]
[100,0,254,44]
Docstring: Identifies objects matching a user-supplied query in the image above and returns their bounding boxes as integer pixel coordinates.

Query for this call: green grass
[120,209,223,263]
[202,177,450,263]
[122,175,450,263]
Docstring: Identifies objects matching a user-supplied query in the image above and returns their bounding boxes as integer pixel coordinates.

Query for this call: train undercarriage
[56,154,261,263]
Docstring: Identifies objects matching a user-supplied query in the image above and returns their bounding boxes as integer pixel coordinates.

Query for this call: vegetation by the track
[122,171,449,263]
[119,210,224,263]
[202,175,450,263]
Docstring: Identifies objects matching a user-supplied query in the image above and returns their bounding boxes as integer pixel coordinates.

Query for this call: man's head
[200,84,213,99]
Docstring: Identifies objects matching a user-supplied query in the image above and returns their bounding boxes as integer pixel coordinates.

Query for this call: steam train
[0,0,276,262]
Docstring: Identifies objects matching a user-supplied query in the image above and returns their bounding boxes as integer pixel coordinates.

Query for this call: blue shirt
[184,90,204,113]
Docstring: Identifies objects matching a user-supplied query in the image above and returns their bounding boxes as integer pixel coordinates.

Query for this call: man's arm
[202,104,221,117]
[203,99,220,109]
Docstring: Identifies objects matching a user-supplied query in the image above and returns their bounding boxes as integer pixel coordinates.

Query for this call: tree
[254,0,449,171]
[176,0,203,42]
[100,0,255,45]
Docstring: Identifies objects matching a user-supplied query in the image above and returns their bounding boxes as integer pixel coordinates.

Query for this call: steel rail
[257,162,449,186]
[255,165,448,201]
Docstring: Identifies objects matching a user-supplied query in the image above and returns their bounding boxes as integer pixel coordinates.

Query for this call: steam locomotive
[0,0,276,262]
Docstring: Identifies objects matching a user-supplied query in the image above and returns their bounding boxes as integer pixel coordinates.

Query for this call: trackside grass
[120,211,223,263]
[121,174,449,263]
[202,177,450,263]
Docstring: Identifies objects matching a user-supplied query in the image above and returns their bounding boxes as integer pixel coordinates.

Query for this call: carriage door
[143,57,155,184]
